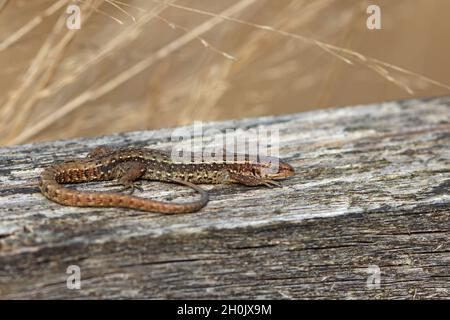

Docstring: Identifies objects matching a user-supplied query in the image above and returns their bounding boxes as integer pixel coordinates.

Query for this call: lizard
[39,146,295,213]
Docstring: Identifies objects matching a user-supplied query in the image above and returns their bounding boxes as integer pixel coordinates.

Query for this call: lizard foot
[109,181,144,195]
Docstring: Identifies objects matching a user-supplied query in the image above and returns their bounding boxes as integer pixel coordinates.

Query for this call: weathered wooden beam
[0,97,449,299]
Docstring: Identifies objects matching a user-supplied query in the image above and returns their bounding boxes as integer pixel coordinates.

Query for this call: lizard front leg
[228,172,281,187]
[110,161,146,194]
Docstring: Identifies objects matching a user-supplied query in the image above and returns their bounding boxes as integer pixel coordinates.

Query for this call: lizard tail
[39,166,209,214]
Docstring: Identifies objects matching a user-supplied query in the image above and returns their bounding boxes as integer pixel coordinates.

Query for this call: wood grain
[0,97,449,299]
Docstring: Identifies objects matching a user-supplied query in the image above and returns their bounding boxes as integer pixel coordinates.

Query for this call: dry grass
[0,0,449,146]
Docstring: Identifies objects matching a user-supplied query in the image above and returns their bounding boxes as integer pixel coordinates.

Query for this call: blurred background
[0,0,449,146]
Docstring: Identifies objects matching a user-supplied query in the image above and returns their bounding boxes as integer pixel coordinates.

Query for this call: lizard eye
[252,168,259,176]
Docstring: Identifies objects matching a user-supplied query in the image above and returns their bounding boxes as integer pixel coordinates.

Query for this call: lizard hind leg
[109,161,146,195]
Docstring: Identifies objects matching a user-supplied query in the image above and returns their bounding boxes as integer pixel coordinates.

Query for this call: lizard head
[248,156,295,180]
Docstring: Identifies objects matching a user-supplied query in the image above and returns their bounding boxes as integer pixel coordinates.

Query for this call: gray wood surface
[0,97,449,299]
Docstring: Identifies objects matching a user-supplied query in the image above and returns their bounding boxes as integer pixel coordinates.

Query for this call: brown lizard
[39,146,295,213]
